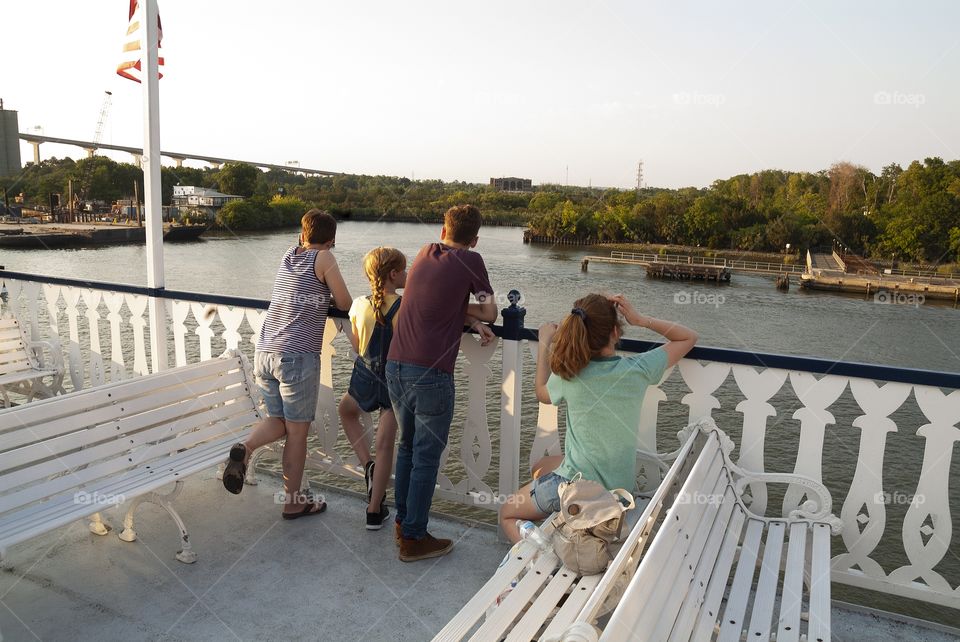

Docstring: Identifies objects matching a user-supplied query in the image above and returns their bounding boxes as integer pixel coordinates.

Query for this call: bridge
[18,133,341,176]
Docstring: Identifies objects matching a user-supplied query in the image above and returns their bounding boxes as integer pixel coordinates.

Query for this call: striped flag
[117,0,164,83]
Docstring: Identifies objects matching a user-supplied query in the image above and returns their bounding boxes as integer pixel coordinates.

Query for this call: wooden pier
[580,251,804,282]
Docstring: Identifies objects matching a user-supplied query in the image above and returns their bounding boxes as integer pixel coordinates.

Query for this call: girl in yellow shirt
[339,247,407,530]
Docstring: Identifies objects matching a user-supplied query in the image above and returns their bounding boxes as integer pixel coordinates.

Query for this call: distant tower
[0,99,22,177]
[635,160,644,192]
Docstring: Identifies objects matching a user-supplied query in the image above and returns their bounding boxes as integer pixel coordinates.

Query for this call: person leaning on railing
[221,209,352,519]
[498,293,698,544]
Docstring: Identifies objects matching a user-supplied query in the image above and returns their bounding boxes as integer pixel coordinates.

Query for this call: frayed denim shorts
[530,471,570,514]
[254,351,320,423]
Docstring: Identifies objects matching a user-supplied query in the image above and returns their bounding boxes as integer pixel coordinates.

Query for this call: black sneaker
[366,502,390,530]
[363,460,375,503]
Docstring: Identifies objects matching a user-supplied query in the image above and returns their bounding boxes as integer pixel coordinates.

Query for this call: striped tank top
[256,246,332,353]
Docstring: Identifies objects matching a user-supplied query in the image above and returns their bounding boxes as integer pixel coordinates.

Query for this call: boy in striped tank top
[223,209,352,519]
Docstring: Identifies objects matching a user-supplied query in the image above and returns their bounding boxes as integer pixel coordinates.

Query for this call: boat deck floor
[1,470,957,641]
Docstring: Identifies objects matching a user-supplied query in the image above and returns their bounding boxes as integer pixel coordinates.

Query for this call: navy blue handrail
[3,269,958,389]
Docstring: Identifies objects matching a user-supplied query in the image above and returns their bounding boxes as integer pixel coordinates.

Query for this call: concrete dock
[0,222,206,248]
[802,252,960,302]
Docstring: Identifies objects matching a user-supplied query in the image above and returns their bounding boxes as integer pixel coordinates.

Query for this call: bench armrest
[729,467,843,534]
[27,340,64,372]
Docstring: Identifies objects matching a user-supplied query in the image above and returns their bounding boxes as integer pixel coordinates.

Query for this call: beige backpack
[551,474,635,575]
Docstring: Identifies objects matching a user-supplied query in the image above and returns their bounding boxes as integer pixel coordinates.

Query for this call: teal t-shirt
[548,347,669,492]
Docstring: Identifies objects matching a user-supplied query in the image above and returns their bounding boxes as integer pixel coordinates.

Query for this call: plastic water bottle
[517,520,551,551]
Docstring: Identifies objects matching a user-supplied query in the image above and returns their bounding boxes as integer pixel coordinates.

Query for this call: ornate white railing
[0,270,958,612]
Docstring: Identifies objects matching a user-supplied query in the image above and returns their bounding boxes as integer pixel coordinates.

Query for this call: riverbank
[331,210,528,227]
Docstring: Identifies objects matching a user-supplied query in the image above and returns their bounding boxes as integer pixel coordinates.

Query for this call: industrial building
[0,100,22,177]
[490,176,533,192]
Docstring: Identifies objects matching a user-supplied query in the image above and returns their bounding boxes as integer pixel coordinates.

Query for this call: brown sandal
[281,500,327,520]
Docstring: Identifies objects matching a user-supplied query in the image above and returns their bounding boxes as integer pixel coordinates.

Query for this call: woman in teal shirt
[498,293,698,544]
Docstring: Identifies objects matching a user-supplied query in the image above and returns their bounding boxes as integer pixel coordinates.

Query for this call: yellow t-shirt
[349,294,400,356]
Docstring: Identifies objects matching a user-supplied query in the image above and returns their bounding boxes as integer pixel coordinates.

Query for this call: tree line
[3,155,958,264]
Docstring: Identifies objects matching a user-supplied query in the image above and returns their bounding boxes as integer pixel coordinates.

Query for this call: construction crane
[73,90,112,222]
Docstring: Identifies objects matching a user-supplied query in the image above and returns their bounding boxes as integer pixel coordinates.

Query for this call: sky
[2,0,958,189]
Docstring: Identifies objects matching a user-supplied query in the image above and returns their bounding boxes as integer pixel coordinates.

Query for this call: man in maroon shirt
[386,204,497,561]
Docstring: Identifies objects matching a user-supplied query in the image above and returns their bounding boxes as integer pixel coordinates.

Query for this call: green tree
[217,162,260,197]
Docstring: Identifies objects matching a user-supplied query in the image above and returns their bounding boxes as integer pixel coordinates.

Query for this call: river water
[4,221,959,369]
[3,222,958,621]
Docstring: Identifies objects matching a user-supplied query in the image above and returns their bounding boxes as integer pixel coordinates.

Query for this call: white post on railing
[141,0,168,373]
[498,291,526,508]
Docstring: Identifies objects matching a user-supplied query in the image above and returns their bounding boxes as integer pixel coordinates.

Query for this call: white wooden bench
[561,418,842,642]
[437,418,841,642]
[0,351,260,564]
[0,314,64,408]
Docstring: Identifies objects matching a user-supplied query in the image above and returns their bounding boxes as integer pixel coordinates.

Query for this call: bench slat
[0,384,249,473]
[0,324,22,338]
[0,346,29,364]
[0,366,52,385]
[506,564,579,642]
[0,431,246,547]
[538,574,602,641]
[470,551,561,641]
[606,438,724,627]
[747,520,787,641]
[668,485,739,642]
[0,334,26,350]
[776,521,808,642]
[433,538,548,641]
[0,358,32,374]
[1,388,256,492]
[647,455,730,640]
[689,505,747,641]
[0,357,245,430]
[808,523,832,642]
[0,364,247,451]
[0,411,255,515]
[717,518,765,642]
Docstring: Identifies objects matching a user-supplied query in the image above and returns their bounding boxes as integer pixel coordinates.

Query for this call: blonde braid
[362,247,407,327]
[370,272,386,326]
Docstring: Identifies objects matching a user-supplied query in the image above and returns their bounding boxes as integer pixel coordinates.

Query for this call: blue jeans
[386,360,455,540]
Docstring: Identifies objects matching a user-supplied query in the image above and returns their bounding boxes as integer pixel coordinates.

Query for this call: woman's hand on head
[538,322,558,346]
[608,294,644,327]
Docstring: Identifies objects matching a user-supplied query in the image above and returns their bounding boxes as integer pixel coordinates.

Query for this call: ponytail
[549,293,622,379]
[550,313,592,379]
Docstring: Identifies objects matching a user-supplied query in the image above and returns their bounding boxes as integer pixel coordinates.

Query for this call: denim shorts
[530,471,569,514]
[254,351,320,423]
[348,357,391,412]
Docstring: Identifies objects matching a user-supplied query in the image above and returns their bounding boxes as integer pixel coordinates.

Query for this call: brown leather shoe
[395,522,402,547]
[399,533,453,562]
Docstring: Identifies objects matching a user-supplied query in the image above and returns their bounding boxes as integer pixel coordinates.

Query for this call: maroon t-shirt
[388,243,493,374]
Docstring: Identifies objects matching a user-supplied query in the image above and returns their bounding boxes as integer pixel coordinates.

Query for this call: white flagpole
[142,0,168,373]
